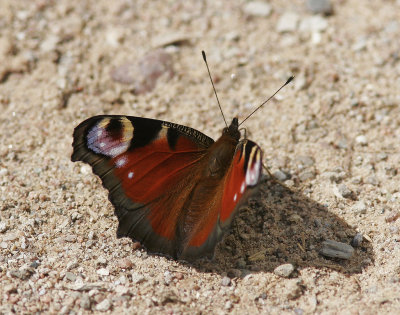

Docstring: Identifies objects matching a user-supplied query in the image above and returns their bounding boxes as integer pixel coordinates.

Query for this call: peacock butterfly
[71,52,293,260]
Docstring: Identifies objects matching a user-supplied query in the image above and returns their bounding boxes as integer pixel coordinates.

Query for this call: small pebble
[385,211,400,223]
[30,261,40,269]
[295,155,315,168]
[115,285,130,295]
[175,272,184,280]
[227,269,241,278]
[320,240,354,259]
[337,137,348,149]
[299,16,328,33]
[243,2,272,17]
[221,276,231,286]
[294,74,307,91]
[80,294,91,310]
[152,33,191,47]
[131,273,146,284]
[351,233,364,248]
[352,201,367,214]
[80,165,91,175]
[288,214,303,223]
[236,258,246,269]
[366,176,378,186]
[306,0,333,15]
[0,222,8,233]
[274,263,295,278]
[225,31,240,42]
[96,299,111,312]
[60,305,70,315]
[9,267,34,280]
[377,153,388,161]
[273,169,288,181]
[40,35,59,52]
[321,171,344,183]
[3,232,18,242]
[65,234,77,242]
[276,12,299,33]
[285,280,303,300]
[111,49,174,94]
[116,258,134,269]
[66,260,78,270]
[96,268,110,276]
[294,308,305,315]
[96,256,107,265]
[352,38,367,52]
[355,135,368,146]
[4,284,17,294]
[88,231,95,240]
[337,184,353,199]
[65,272,77,282]
[0,168,8,177]
[160,291,179,305]
[164,271,173,285]
[299,170,315,181]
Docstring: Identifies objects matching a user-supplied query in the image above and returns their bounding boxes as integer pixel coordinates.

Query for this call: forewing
[71,115,214,258]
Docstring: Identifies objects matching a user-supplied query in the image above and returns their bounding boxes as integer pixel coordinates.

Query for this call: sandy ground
[1,0,400,313]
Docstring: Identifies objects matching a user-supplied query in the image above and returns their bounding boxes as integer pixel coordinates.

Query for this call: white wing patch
[87,117,134,158]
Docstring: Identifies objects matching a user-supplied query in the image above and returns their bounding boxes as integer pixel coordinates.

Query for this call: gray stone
[320,240,354,259]
[351,233,363,248]
[337,184,353,199]
[273,169,288,181]
[274,263,295,278]
[236,258,246,269]
[306,0,333,15]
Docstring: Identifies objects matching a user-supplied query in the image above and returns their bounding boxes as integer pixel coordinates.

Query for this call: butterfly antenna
[202,51,228,127]
[239,76,294,126]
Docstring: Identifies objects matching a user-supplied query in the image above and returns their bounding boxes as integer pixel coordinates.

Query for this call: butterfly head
[223,117,240,141]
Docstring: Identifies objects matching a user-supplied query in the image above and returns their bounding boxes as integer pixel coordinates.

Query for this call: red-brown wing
[71,115,214,258]
[180,139,263,259]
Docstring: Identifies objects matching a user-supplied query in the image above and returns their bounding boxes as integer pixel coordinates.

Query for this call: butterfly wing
[71,115,214,258]
[180,139,263,259]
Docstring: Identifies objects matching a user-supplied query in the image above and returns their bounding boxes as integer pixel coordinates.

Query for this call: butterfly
[71,52,293,260]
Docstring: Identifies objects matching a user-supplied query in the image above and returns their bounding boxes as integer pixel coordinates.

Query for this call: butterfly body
[72,115,262,260]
